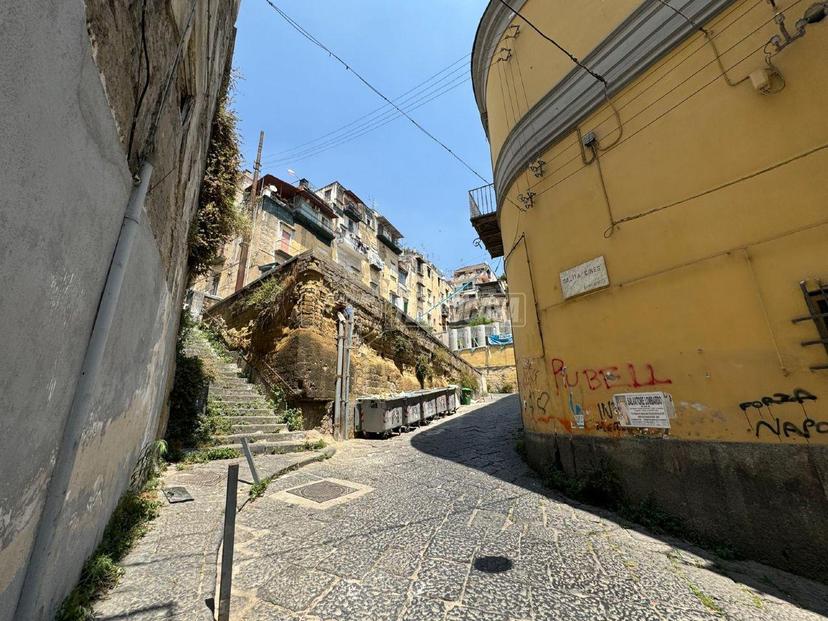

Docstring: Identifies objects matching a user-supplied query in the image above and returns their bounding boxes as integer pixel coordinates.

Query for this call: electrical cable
[143,0,200,160]
[494,0,607,85]
[263,76,472,165]
[604,141,828,234]
[261,73,471,165]
[524,0,792,194]
[518,0,767,176]
[261,0,491,184]
[127,0,152,162]
[522,0,807,200]
[260,54,470,160]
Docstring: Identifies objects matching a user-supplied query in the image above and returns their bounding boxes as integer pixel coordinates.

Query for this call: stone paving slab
[97,396,828,620]
[225,395,828,621]
[93,449,331,620]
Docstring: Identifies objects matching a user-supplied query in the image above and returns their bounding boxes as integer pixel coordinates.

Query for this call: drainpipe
[15,160,154,620]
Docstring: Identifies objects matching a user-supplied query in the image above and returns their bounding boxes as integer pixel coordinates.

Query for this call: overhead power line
[494,0,607,84]
[260,54,471,161]
[261,0,491,184]
[263,75,471,165]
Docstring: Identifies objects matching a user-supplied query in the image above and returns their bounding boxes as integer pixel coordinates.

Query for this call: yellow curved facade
[473,0,828,577]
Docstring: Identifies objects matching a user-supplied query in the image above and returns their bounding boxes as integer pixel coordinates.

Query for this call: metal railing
[294,201,335,237]
[469,183,496,219]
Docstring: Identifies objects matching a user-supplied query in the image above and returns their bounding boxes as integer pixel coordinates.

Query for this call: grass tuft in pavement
[55,486,161,620]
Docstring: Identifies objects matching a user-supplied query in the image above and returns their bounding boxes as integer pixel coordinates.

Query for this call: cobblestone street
[225,395,828,621]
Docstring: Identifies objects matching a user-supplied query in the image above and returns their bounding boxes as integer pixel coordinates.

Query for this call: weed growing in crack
[55,486,161,620]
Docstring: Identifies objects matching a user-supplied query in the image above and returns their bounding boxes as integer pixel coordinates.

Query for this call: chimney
[298,178,310,190]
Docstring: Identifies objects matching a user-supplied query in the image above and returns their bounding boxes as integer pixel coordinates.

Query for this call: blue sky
[231,0,494,275]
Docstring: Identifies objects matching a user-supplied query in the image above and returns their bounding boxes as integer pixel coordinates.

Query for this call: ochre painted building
[471,0,828,578]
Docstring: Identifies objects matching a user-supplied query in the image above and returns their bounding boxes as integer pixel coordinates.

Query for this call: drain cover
[286,480,358,504]
[163,487,194,503]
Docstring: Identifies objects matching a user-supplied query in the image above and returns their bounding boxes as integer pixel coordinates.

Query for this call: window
[799,281,828,369]
[398,269,407,286]
[210,274,220,296]
[278,223,294,253]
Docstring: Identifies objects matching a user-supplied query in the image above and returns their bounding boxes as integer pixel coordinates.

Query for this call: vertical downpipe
[15,161,154,619]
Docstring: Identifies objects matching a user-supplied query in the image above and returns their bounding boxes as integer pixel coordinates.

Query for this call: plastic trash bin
[460,387,473,405]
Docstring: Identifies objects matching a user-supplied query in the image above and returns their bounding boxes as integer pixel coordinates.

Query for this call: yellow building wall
[485,0,828,446]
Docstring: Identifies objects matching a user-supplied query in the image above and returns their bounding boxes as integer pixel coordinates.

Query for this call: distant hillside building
[447,263,510,327]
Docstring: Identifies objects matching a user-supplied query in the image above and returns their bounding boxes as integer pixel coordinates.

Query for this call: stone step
[217,402,271,412]
[219,407,275,417]
[211,380,253,390]
[212,439,312,455]
[216,430,306,444]
[229,422,288,434]
[214,389,261,399]
[217,370,244,378]
[212,392,262,403]
[229,415,285,425]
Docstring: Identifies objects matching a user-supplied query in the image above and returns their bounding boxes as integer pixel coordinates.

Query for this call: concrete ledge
[523,430,828,582]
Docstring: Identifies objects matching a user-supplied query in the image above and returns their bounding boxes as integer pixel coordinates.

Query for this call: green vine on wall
[187,73,247,279]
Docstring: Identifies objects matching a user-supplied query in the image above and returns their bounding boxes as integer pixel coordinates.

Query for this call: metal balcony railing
[293,202,335,242]
[377,227,403,254]
[469,183,496,219]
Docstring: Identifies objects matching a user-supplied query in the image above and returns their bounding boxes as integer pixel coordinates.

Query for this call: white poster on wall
[560,256,609,299]
[612,392,674,429]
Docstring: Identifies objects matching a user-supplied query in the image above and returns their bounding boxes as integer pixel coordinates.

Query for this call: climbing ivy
[187,73,247,279]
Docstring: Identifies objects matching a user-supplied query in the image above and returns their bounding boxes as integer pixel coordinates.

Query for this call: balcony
[344,202,363,222]
[469,183,503,258]
[293,201,335,244]
[377,227,403,255]
[275,237,305,260]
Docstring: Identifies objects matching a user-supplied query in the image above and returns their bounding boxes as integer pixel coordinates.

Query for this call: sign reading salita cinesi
[560,256,609,299]
[613,392,674,429]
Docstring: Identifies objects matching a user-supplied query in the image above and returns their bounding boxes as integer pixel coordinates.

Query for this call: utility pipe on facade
[236,130,265,292]
[16,160,154,619]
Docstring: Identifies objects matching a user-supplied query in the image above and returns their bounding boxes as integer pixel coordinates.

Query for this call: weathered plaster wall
[523,432,828,581]
[458,345,517,392]
[208,251,482,430]
[0,0,239,617]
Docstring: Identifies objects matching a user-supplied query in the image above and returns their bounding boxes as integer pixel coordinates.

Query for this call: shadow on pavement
[411,395,828,618]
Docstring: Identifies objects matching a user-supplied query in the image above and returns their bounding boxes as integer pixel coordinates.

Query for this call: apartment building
[398,249,452,334]
[193,174,337,300]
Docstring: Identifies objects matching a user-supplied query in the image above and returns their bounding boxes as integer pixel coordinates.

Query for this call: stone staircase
[183,327,318,455]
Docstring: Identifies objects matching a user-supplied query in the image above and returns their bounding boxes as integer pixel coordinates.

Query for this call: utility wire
[520,0,803,198]
[261,0,491,184]
[265,76,472,165]
[519,0,765,176]
[494,0,606,84]
[260,54,470,160]
[261,71,471,164]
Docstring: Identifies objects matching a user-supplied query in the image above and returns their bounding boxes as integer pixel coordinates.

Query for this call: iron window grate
[794,280,828,370]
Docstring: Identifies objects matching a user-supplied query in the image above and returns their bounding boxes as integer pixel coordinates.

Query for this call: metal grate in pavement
[286,480,358,504]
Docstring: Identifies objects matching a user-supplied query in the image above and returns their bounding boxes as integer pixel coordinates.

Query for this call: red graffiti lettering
[583,368,602,391]
[598,367,620,390]
[549,358,672,394]
[550,358,565,395]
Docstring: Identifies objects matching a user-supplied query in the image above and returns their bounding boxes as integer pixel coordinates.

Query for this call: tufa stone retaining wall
[208,250,483,430]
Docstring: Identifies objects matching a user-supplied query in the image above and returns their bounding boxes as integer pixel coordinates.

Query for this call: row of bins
[357,386,461,436]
